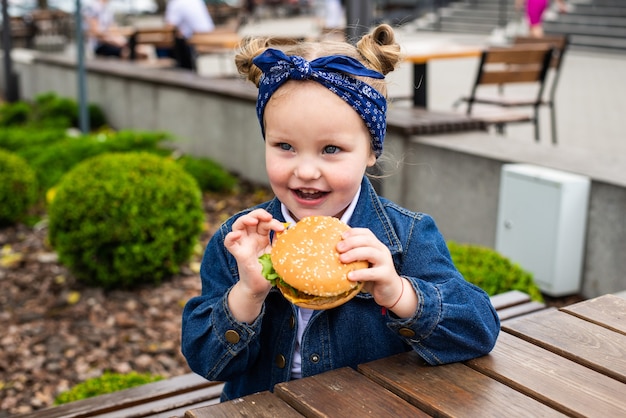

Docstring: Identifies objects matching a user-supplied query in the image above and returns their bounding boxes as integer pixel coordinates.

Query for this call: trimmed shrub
[0,126,67,153]
[20,130,173,192]
[48,152,204,288]
[33,92,108,130]
[0,100,31,126]
[0,149,38,226]
[176,155,238,193]
[0,92,107,130]
[54,372,163,404]
[447,241,543,302]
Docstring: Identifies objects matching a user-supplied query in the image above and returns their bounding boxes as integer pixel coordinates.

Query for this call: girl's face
[264,81,377,221]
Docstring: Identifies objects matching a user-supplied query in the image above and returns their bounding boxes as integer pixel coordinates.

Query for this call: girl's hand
[337,228,417,318]
[224,209,284,322]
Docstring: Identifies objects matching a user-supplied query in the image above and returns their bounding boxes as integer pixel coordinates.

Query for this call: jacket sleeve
[385,213,500,365]
[181,222,265,381]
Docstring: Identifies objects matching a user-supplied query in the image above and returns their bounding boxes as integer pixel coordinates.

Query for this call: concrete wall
[8,52,626,298]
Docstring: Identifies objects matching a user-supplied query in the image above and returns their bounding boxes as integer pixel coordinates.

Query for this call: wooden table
[186,294,626,417]
[187,31,242,53]
[403,43,483,108]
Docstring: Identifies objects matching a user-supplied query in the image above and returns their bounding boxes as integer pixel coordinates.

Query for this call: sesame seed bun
[270,216,368,310]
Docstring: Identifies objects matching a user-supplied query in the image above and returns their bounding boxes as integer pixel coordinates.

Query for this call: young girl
[181,24,500,401]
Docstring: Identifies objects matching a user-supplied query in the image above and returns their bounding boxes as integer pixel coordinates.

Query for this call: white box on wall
[495,164,590,297]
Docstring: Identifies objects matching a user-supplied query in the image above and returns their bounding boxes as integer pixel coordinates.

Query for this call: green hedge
[448,241,543,302]
[0,149,38,226]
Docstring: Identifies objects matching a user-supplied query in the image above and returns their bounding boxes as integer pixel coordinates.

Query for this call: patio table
[186,294,626,417]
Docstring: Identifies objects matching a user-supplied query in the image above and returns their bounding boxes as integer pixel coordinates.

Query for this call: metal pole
[75,0,89,132]
[2,0,19,102]
[345,0,373,44]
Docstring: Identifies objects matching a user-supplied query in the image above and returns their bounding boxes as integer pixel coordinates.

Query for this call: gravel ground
[0,184,273,416]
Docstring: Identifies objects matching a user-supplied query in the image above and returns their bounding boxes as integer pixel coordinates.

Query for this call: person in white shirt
[84,0,128,58]
[162,0,215,69]
[165,0,215,39]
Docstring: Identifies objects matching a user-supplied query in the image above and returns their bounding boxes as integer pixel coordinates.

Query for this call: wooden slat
[185,391,302,418]
[560,294,626,336]
[358,351,565,417]
[20,373,221,418]
[490,290,532,310]
[498,301,548,321]
[466,332,626,417]
[94,384,223,418]
[503,309,626,383]
[274,367,429,417]
[484,46,552,64]
[480,69,543,85]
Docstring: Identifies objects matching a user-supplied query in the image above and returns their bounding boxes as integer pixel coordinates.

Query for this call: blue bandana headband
[252,48,388,157]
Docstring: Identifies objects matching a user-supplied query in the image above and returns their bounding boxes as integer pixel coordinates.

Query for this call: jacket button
[289,315,296,329]
[398,328,416,338]
[309,354,320,363]
[224,330,240,344]
[275,354,286,369]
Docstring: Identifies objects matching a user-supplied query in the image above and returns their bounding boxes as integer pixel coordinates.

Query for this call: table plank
[403,44,483,64]
[560,294,626,336]
[274,367,428,417]
[358,351,565,417]
[185,391,302,418]
[503,309,626,383]
[467,332,626,417]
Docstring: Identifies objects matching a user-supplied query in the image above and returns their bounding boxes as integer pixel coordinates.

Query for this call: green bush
[0,149,38,226]
[54,371,163,404]
[0,126,67,153]
[0,92,107,130]
[33,92,107,130]
[48,152,204,288]
[448,241,543,302]
[176,155,238,193]
[0,101,31,126]
[20,130,173,192]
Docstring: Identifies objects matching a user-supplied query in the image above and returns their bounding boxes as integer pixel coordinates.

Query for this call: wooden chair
[454,44,554,142]
[128,27,177,62]
[513,35,569,144]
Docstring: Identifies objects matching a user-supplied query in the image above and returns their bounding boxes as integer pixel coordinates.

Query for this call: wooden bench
[22,290,545,417]
[20,373,224,418]
[386,106,488,136]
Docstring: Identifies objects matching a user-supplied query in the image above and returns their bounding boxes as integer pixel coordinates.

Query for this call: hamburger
[259,216,368,310]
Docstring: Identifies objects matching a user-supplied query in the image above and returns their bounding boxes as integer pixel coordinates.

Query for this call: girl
[181,24,500,401]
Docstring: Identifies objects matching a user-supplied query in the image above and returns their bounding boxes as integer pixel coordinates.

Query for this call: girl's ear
[367,152,377,167]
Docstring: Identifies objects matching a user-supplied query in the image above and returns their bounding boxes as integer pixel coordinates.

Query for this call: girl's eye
[323,145,340,154]
[278,143,293,151]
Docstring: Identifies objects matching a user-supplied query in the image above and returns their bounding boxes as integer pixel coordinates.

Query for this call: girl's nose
[294,159,321,180]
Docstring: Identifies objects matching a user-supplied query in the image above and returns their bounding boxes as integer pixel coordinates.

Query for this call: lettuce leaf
[259,253,280,286]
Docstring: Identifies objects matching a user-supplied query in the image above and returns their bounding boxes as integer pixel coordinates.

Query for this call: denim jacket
[181,177,500,401]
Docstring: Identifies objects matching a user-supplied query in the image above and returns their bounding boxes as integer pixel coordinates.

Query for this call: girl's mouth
[293,188,328,201]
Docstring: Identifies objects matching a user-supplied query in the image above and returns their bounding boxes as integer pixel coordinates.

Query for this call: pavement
[202,14,626,157]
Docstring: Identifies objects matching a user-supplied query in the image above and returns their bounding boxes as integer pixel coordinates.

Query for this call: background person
[163,0,215,68]
[181,23,500,401]
[83,0,129,58]
[515,0,567,37]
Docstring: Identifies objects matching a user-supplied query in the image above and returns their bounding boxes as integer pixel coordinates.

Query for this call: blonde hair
[235,24,403,98]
